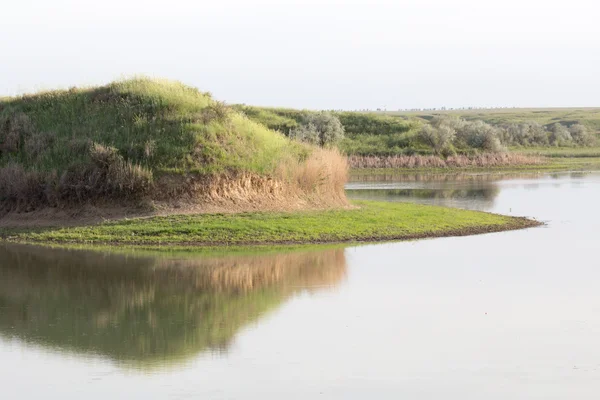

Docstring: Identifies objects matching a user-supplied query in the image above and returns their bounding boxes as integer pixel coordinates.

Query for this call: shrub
[417,124,455,155]
[289,122,319,146]
[0,163,49,210]
[290,112,344,147]
[501,122,549,146]
[431,117,504,152]
[569,124,595,146]
[549,123,573,146]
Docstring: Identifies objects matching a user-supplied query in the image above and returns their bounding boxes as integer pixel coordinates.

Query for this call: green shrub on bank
[289,112,345,147]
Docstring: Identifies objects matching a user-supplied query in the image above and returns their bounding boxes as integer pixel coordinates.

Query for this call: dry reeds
[153,147,350,212]
[275,146,348,208]
[0,143,153,212]
[349,153,544,169]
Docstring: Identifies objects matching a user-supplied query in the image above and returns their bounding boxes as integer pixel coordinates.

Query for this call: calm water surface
[1,171,600,399]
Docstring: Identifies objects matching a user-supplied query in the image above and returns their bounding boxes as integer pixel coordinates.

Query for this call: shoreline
[0,201,542,249]
[349,157,600,175]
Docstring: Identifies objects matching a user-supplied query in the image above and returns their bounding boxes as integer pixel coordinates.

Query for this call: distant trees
[417,124,456,155]
[289,112,345,147]
[238,105,598,154]
[419,116,504,153]
[569,124,595,146]
[457,120,504,152]
[549,123,572,146]
[499,122,596,147]
[501,122,547,146]
[416,117,598,154]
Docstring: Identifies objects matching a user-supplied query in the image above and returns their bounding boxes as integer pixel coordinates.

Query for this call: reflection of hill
[349,187,499,201]
[0,244,346,367]
[347,185,500,211]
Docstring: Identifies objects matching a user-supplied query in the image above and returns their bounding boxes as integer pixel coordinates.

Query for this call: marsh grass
[348,153,543,169]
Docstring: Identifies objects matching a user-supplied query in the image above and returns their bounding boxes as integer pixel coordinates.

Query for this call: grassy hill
[0,79,346,212]
[233,105,421,156]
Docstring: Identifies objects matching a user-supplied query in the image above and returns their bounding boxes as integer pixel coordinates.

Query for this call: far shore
[349,156,600,175]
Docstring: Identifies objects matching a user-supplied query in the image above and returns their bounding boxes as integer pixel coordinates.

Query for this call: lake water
[1,171,600,399]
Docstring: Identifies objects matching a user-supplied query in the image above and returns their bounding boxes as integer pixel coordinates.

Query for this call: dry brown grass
[0,112,36,154]
[349,153,544,169]
[0,147,349,219]
[0,143,153,213]
[153,147,350,213]
[279,147,348,206]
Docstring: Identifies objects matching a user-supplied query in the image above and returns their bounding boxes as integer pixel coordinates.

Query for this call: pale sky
[2,0,599,110]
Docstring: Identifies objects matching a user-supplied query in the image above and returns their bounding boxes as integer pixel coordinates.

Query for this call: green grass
[510,146,600,158]
[0,77,307,176]
[236,105,600,157]
[2,201,539,246]
[234,105,422,156]
[1,78,323,209]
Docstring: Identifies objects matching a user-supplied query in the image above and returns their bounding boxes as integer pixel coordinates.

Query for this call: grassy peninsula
[0,78,540,247]
[2,201,539,247]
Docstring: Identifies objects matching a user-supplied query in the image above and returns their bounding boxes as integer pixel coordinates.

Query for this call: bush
[569,124,595,146]
[290,112,344,147]
[429,117,504,153]
[549,123,572,146]
[501,122,549,146]
[417,124,455,155]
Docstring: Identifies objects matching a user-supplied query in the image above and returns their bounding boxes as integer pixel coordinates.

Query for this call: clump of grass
[0,142,153,211]
[0,112,37,154]
[277,147,348,203]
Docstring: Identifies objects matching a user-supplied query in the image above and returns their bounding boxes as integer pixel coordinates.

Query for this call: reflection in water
[0,244,346,368]
[346,173,515,211]
[347,172,596,211]
[347,171,597,214]
[347,187,500,210]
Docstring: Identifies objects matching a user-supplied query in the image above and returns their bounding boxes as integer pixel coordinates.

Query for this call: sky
[2,0,599,110]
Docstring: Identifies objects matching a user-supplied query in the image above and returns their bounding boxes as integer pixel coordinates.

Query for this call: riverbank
[349,156,600,175]
[0,201,540,247]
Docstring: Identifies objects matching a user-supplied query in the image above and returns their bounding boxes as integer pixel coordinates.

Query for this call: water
[1,171,600,399]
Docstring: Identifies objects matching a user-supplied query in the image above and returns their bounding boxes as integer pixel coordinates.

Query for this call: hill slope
[0,78,347,213]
